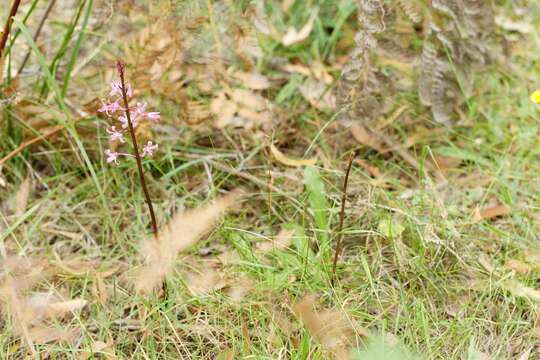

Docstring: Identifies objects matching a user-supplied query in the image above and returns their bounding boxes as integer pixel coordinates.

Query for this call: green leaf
[303,166,330,250]
[378,217,405,239]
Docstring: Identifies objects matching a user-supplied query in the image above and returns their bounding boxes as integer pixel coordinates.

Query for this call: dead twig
[0,0,22,60]
[17,0,57,75]
[0,125,65,166]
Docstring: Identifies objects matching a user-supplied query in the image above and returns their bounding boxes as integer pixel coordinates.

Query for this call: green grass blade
[12,17,111,225]
[62,0,93,96]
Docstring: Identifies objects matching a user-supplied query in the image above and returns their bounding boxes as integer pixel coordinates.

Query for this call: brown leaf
[282,13,316,46]
[299,78,336,111]
[78,339,118,360]
[27,326,79,344]
[186,268,226,296]
[293,295,360,359]
[134,190,242,294]
[226,275,253,302]
[350,125,384,152]
[505,259,532,274]
[92,271,108,305]
[472,203,510,223]
[229,88,267,111]
[6,177,31,217]
[257,226,295,252]
[355,159,382,179]
[231,70,271,90]
[478,253,495,273]
[270,144,317,167]
[211,93,237,128]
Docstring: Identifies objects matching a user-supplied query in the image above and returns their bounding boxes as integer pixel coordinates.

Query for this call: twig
[116,61,159,239]
[0,125,64,166]
[0,0,21,60]
[331,151,356,287]
[17,0,57,75]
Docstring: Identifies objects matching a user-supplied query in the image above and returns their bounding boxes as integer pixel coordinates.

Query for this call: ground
[0,1,539,359]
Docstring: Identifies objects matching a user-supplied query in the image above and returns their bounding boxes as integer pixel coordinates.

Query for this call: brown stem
[0,0,22,60]
[116,61,159,239]
[18,0,57,75]
[331,151,356,287]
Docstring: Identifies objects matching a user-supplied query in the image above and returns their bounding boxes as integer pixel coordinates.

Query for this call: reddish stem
[0,0,22,60]
[116,61,159,239]
[331,151,356,287]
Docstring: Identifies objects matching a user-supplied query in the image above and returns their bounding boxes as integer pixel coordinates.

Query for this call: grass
[1,0,540,359]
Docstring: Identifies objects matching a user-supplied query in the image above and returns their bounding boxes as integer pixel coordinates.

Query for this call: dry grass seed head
[134,190,243,294]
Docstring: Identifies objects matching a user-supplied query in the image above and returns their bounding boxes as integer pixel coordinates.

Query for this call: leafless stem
[0,0,22,60]
[331,151,356,287]
[116,61,159,239]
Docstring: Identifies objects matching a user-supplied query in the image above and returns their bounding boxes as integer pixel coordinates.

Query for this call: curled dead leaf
[293,295,362,359]
[270,144,317,167]
[350,125,385,152]
[231,70,272,90]
[505,259,532,274]
[472,203,510,223]
[282,13,317,46]
[299,78,336,111]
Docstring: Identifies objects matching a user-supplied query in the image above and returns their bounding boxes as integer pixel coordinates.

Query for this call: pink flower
[109,81,132,98]
[98,100,121,116]
[110,81,123,97]
[135,102,147,117]
[141,141,158,157]
[146,112,160,122]
[105,149,120,164]
[119,112,138,129]
[106,126,126,143]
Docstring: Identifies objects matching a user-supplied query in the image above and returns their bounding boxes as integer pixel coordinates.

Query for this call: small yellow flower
[531,90,540,103]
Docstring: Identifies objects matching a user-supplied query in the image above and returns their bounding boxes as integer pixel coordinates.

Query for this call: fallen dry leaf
[270,144,317,167]
[92,271,108,305]
[299,77,336,111]
[293,295,361,359]
[186,267,226,296]
[231,70,272,90]
[134,190,242,294]
[211,93,238,128]
[226,275,253,302]
[229,88,267,111]
[495,15,534,34]
[350,124,384,152]
[13,177,31,217]
[478,253,495,273]
[355,159,382,179]
[257,226,295,252]
[78,339,118,360]
[282,13,316,46]
[472,203,510,223]
[505,259,532,275]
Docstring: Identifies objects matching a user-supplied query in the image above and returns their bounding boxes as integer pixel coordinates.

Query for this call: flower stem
[116,61,159,239]
[331,151,355,287]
